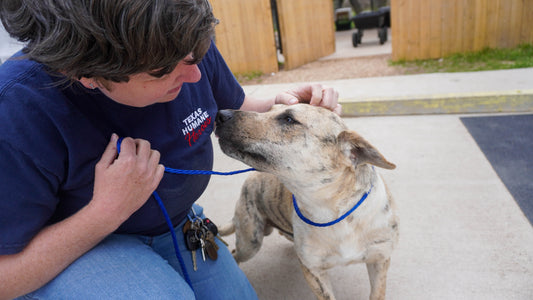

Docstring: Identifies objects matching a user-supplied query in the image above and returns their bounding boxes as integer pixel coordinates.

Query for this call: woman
[0,0,340,298]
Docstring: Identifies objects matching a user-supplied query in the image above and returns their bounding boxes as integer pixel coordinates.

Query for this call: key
[191,249,198,271]
[200,217,227,246]
[203,218,218,236]
[204,239,218,260]
[199,238,206,261]
[205,231,219,250]
[204,231,219,260]
[182,220,192,234]
[183,219,202,234]
[193,218,204,230]
[185,229,201,251]
[183,220,202,270]
[183,220,200,250]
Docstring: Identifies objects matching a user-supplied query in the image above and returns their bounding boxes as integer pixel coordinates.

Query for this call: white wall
[0,25,24,63]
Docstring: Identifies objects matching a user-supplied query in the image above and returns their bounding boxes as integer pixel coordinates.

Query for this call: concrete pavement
[200,113,533,300]
[320,28,393,60]
[243,68,533,117]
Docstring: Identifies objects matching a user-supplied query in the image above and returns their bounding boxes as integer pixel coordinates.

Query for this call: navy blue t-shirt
[0,43,245,255]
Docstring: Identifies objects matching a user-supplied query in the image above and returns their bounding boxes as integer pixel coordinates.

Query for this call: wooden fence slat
[473,0,486,51]
[440,0,456,57]
[392,0,409,60]
[509,0,523,47]
[419,0,431,59]
[406,0,420,59]
[499,0,512,48]
[522,0,533,44]
[428,1,442,59]
[462,0,476,53]
[453,0,464,54]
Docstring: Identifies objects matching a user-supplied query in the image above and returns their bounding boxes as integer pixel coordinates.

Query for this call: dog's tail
[218,222,235,236]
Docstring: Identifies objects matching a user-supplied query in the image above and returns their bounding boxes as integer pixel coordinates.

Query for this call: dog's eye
[284,116,295,124]
[277,113,299,125]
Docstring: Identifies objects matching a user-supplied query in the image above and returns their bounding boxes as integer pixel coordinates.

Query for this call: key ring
[187,206,203,223]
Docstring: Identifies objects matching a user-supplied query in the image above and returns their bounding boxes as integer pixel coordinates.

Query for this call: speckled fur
[216,104,398,300]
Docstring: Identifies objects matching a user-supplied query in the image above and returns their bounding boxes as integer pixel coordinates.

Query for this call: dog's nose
[216,110,234,125]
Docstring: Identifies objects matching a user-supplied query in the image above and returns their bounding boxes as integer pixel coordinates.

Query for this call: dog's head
[215,104,395,180]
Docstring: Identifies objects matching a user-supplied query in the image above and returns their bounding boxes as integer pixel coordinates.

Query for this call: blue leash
[292,182,373,227]
[165,167,255,176]
[115,137,255,290]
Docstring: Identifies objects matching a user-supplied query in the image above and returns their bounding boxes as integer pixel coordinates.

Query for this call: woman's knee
[22,234,195,299]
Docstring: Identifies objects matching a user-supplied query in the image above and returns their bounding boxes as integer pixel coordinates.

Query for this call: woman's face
[85,56,202,107]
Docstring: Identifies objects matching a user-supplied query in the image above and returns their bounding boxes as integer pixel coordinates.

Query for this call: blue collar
[292,184,373,227]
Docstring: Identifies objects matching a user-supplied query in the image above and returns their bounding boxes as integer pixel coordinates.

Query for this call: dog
[215,104,398,300]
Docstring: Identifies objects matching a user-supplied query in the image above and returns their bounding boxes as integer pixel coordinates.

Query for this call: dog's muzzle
[215,109,235,135]
[216,109,234,124]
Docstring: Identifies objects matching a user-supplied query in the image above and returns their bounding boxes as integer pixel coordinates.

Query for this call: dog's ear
[338,131,396,170]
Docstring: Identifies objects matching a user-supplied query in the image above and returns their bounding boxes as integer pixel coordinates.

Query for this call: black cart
[351,0,390,47]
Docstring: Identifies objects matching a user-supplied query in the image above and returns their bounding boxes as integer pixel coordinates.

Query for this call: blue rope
[152,191,193,287]
[117,138,255,176]
[115,137,255,291]
[165,167,255,176]
[292,183,372,227]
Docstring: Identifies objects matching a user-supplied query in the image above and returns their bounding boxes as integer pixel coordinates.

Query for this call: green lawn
[392,44,533,73]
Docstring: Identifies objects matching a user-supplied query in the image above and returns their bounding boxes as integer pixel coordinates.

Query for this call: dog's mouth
[218,137,269,167]
[241,150,268,164]
[215,110,272,170]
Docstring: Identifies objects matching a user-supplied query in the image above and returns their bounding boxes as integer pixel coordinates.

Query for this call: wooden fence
[391,0,533,61]
[211,0,335,74]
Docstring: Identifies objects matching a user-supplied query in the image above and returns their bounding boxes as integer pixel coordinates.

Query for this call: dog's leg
[366,258,390,300]
[231,199,268,263]
[233,224,265,263]
[300,263,335,300]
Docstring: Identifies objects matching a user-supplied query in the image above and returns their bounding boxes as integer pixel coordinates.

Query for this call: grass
[392,44,533,73]
[234,70,264,83]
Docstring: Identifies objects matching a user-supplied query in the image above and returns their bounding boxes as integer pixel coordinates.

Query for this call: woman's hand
[90,134,165,227]
[274,84,342,115]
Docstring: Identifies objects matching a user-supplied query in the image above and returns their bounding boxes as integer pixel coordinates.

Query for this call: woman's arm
[0,199,122,299]
[239,83,342,114]
[0,135,164,299]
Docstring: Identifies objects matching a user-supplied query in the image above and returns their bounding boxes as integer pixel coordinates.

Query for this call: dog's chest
[294,222,372,268]
[325,232,369,267]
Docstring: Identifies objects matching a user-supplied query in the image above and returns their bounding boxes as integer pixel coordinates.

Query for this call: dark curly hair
[0,0,217,82]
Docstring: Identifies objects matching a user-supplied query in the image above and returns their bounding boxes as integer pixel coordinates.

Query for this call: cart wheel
[378,27,387,44]
[352,32,359,47]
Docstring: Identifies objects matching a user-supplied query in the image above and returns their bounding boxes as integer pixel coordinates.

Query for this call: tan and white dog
[215,104,398,300]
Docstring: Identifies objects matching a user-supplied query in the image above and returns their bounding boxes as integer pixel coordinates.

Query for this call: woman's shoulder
[0,52,67,112]
[0,51,46,89]
[0,51,70,109]
[0,52,72,165]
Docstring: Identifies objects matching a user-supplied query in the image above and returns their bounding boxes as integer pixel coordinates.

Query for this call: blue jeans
[19,205,257,300]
